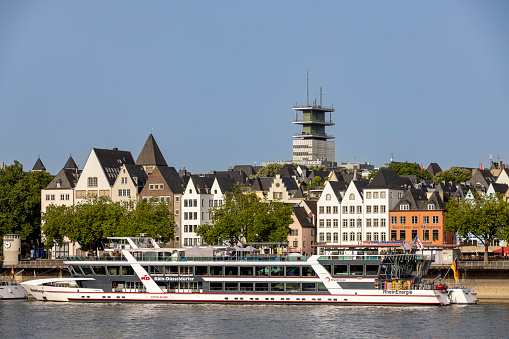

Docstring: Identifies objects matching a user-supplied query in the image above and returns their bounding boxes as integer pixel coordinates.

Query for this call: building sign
[153,276,195,282]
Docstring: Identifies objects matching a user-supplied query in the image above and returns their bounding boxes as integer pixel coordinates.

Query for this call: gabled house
[340,180,369,246]
[74,148,135,201]
[467,169,496,192]
[41,155,81,258]
[390,189,453,245]
[496,168,509,186]
[487,183,509,202]
[289,206,316,256]
[267,174,303,203]
[250,177,274,199]
[316,180,348,250]
[139,166,185,247]
[111,164,147,204]
[181,176,215,247]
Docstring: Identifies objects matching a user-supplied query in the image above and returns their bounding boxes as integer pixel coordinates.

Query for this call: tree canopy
[195,185,293,246]
[308,165,327,171]
[444,192,509,262]
[42,196,175,252]
[253,163,283,178]
[434,166,472,183]
[0,161,53,245]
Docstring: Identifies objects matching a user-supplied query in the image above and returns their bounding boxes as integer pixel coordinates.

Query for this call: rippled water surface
[1,300,509,338]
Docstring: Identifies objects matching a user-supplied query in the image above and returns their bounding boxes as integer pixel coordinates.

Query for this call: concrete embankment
[428,266,509,301]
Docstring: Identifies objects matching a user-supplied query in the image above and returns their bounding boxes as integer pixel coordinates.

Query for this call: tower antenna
[306,70,310,107]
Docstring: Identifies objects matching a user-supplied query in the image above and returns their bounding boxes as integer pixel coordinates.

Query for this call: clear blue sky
[1,1,508,175]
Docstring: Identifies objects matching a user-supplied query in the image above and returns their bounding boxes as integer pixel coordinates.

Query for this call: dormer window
[133,177,138,185]
[428,203,436,210]
[400,204,410,211]
[56,181,61,188]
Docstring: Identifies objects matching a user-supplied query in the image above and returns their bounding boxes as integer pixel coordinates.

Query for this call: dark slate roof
[328,181,349,202]
[94,148,135,186]
[293,206,314,228]
[393,188,428,211]
[190,176,215,194]
[45,168,79,189]
[281,176,299,191]
[301,200,317,216]
[158,166,185,194]
[468,169,496,188]
[352,180,370,198]
[215,176,236,194]
[250,177,274,192]
[400,175,418,185]
[231,165,257,177]
[209,170,248,185]
[136,134,168,167]
[427,163,442,177]
[278,164,297,177]
[123,164,148,192]
[293,186,305,199]
[368,168,405,189]
[63,155,78,170]
[32,157,46,171]
[426,191,446,210]
[491,183,509,195]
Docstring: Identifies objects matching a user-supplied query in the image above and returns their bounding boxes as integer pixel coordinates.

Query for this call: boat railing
[62,255,309,263]
[317,254,424,261]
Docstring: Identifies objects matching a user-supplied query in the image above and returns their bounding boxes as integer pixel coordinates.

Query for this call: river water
[1,300,508,338]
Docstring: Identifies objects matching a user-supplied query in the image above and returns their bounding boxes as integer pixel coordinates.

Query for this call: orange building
[389,189,454,245]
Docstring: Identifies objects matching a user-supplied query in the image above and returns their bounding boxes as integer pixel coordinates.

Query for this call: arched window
[349,193,355,200]
[326,194,331,201]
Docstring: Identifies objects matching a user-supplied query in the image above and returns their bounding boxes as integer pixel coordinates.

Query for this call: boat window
[210,266,223,276]
[285,266,300,277]
[317,282,328,291]
[168,266,179,275]
[333,264,348,276]
[365,265,379,276]
[255,282,269,291]
[195,266,208,276]
[224,282,238,291]
[285,283,300,292]
[302,283,316,292]
[270,266,284,276]
[122,266,134,276]
[209,282,223,291]
[150,266,165,274]
[92,266,106,275]
[107,266,120,276]
[240,283,253,291]
[350,265,364,276]
[240,266,254,276]
[302,266,316,277]
[224,266,238,276]
[71,266,84,275]
[255,266,269,276]
[180,266,193,275]
[322,265,332,274]
[81,266,94,275]
[270,283,285,292]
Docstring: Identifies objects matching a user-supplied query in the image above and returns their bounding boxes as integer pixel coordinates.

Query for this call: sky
[1,1,509,175]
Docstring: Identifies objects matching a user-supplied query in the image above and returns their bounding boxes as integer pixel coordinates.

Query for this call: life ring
[325,277,331,283]
[112,282,117,287]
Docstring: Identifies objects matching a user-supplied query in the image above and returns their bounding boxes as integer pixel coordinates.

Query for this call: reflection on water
[1,300,509,338]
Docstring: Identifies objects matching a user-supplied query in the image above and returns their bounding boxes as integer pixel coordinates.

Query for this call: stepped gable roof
[136,134,167,167]
[232,165,257,177]
[468,169,496,188]
[491,183,509,195]
[63,155,78,170]
[45,168,79,189]
[124,164,148,189]
[278,164,297,177]
[190,176,215,194]
[280,176,299,191]
[329,181,349,201]
[157,166,185,194]
[393,188,428,211]
[427,163,442,177]
[215,176,237,194]
[250,177,274,192]
[94,148,135,186]
[32,157,46,171]
[368,168,405,189]
[293,206,314,228]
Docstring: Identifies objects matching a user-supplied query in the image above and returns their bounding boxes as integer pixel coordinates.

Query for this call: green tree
[434,166,472,183]
[42,196,175,253]
[253,163,283,178]
[388,162,432,180]
[196,185,293,245]
[308,165,327,171]
[445,193,509,262]
[0,161,53,245]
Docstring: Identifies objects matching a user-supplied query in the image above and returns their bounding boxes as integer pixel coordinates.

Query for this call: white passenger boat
[22,237,471,305]
[0,281,27,299]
